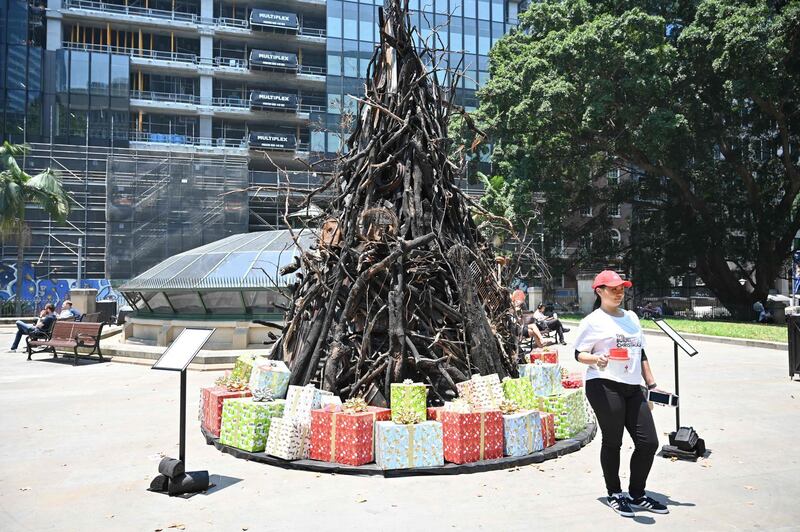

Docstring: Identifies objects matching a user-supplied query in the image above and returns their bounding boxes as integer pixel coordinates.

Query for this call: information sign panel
[653,318,698,357]
[152,328,215,371]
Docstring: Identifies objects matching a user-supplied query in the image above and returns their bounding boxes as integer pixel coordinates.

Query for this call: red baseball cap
[592,270,632,289]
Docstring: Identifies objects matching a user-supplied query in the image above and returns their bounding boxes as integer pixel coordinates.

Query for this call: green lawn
[561,314,787,343]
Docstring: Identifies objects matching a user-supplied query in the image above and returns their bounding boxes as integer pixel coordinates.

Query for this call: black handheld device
[648,389,679,407]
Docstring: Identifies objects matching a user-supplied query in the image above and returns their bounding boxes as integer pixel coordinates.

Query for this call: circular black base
[202,422,597,478]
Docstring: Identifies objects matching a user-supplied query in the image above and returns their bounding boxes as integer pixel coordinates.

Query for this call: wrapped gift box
[309,406,391,465]
[441,410,503,464]
[248,360,291,399]
[285,385,332,424]
[501,377,537,409]
[426,406,445,421]
[562,372,584,389]
[200,386,252,438]
[456,374,504,410]
[519,363,562,397]
[529,347,559,364]
[265,417,311,460]
[219,398,286,452]
[231,353,267,383]
[320,395,343,411]
[503,410,543,456]
[541,412,556,448]
[390,381,427,423]
[536,389,587,439]
[375,420,444,470]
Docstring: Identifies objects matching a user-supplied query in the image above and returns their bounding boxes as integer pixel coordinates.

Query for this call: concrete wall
[123,316,275,349]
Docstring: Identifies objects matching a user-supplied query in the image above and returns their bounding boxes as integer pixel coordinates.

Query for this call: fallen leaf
[356,499,367,503]
[167,524,186,530]
[155,529,163,532]
[670,456,678,462]
[107,515,115,519]
[19,487,31,491]
[744,486,757,491]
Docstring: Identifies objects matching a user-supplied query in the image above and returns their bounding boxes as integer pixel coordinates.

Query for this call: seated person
[753,301,774,323]
[638,301,663,319]
[533,303,570,345]
[513,299,555,349]
[9,304,56,352]
[58,300,81,320]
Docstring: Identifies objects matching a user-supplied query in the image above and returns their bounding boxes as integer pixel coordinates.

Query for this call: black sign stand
[652,318,706,460]
[150,328,216,495]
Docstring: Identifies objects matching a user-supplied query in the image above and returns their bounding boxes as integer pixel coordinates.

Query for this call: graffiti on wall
[0,262,122,308]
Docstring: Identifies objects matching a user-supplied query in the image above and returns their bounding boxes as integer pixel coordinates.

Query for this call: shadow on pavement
[203,475,243,495]
[594,498,656,524]
[645,490,695,508]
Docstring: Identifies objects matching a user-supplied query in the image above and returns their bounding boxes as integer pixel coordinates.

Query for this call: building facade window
[580,205,593,217]
[609,203,621,217]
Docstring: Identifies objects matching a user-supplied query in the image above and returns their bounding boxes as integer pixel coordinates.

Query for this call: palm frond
[0,141,30,182]
[26,169,71,222]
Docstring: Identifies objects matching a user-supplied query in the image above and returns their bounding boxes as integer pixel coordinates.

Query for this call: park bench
[26,321,105,365]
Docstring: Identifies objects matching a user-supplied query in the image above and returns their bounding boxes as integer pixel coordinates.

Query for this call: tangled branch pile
[273,0,519,406]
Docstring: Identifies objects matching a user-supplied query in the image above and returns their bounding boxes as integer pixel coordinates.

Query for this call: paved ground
[0,329,797,532]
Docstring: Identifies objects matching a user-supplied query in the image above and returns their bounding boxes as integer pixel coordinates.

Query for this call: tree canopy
[477,0,800,316]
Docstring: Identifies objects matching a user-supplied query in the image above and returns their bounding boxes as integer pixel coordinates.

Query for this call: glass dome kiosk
[119,230,313,349]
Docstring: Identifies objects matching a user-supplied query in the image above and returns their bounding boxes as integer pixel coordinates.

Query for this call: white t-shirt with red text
[572,308,646,386]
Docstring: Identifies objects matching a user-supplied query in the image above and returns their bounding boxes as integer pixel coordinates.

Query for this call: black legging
[585,378,660,498]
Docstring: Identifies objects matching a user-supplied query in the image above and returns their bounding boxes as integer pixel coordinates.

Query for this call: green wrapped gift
[390,380,427,423]
[231,353,267,383]
[501,377,537,410]
[536,388,586,439]
[219,398,286,452]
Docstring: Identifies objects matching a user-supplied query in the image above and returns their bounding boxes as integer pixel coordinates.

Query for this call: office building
[0,0,517,284]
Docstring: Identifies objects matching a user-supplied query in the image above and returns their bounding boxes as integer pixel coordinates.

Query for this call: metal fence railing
[63,0,200,23]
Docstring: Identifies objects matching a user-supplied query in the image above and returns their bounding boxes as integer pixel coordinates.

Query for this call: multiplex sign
[250,9,298,29]
[249,132,296,150]
[250,91,298,110]
[249,50,298,69]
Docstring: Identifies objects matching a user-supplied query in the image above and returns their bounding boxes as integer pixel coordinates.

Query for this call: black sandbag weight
[158,457,185,478]
[168,471,210,496]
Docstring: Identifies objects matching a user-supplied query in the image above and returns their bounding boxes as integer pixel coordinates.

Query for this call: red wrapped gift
[441,410,503,464]
[562,372,584,389]
[309,406,391,466]
[201,386,251,437]
[427,406,445,421]
[541,412,556,448]
[529,348,559,364]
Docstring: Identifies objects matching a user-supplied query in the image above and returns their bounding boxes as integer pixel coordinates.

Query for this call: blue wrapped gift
[502,410,543,457]
[248,359,291,399]
[375,420,444,470]
[519,362,562,397]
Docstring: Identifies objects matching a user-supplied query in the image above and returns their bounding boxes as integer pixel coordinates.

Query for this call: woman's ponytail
[592,286,603,310]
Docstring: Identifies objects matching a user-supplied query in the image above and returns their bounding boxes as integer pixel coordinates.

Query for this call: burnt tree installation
[271,0,520,406]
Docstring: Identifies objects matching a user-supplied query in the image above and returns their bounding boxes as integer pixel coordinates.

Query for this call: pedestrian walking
[572,270,669,517]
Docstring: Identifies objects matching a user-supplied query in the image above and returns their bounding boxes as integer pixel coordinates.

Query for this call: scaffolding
[0,142,250,281]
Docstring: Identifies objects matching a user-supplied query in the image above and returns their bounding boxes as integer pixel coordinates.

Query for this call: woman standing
[573,270,668,517]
